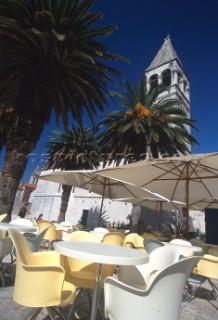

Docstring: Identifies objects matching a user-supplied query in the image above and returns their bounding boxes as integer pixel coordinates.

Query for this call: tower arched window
[149,74,158,90]
[162,69,171,86]
[183,81,188,91]
[144,76,147,92]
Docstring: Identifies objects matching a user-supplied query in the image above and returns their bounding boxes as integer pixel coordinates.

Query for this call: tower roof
[146,36,182,71]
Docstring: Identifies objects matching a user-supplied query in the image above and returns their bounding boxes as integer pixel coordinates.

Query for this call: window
[149,74,158,89]
[162,69,171,86]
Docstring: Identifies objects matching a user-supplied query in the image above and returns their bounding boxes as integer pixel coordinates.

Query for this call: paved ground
[0,253,217,320]
[0,276,217,320]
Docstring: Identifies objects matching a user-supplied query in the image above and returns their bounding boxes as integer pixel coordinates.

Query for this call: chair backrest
[102,232,125,246]
[38,220,61,241]
[0,213,8,222]
[62,231,100,288]
[23,227,49,252]
[119,245,180,289]
[43,226,62,241]
[67,230,100,242]
[38,220,56,230]
[8,228,75,309]
[101,232,126,283]
[170,238,194,257]
[9,228,33,265]
[0,214,8,238]
[91,227,109,240]
[124,233,145,251]
[105,256,200,320]
[141,233,157,239]
[194,254,218,279]
[143,237,165,253]
[170,238,192,246]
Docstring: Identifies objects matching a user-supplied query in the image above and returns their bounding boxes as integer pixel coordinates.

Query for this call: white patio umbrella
[98,152,218,231]
[39,170,160,225]
[190,197,218,211]
[118,197,185,211]
[117,197,185,230]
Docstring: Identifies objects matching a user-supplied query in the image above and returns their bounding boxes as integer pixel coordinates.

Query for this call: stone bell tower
[145,35,190,118]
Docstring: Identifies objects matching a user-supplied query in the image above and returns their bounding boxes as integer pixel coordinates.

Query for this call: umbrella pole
[97,183,106,227]
[185,165,190,240]
[158,202,163,231]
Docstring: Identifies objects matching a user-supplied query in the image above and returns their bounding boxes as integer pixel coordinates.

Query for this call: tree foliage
[98,77,199,165]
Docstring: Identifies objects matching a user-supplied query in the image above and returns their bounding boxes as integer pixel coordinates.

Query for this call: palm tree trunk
[0,83,49,218]
[58,184,72,222]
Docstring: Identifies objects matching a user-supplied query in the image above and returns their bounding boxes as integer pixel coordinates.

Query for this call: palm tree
[0,0,124,216]
[0,104,14,152]
[98,77,199,165]
[45,126,101,222]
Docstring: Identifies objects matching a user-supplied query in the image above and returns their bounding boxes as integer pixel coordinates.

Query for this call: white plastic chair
[170,238,194,257]
[104,256,200,320]
[91,227,109,241]
[119,245,180,289]
[143,237,165,253]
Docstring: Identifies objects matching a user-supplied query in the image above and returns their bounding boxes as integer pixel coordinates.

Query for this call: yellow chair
[124,233,146,252]
[38,220,62,249]
[101,232,126,281]
[188,254,218,300]
[62,231,119,319]
[8,228,76,320]
[0,213,8,238]
[0,213,8,222]
[141,233,157,239]
[102,232,125,246]
[63,231,100,288]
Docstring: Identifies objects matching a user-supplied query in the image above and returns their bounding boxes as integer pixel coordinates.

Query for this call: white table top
[55,240,148,265]
[0,222,37,233]
[163,242,203,253]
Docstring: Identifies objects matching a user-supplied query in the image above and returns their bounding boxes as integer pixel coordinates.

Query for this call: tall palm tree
[0,104,14,152]
[0,0,124,216]
[45,126,101,222]
[98,77,199,165]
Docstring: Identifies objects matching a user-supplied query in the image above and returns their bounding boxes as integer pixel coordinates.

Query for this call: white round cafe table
[163,242,203,254]
[0,222,37,233]
[55,240,148,320]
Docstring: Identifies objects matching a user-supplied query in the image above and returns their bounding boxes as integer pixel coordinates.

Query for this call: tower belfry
[145,36,190,117]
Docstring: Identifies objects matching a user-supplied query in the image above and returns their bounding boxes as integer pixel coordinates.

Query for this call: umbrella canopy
[117,197,185,231]
[190,198,218,211]
[98,152,218,231]
[39,170,160,225]
[118,197,185,211]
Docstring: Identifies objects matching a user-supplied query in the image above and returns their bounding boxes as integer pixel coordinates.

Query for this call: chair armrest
[203,254,218,262]
[105,276,146,295]
[14,263,66,307]
[30,251,61,265]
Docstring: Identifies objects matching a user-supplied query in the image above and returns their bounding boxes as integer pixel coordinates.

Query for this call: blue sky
[1,0,218,182]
